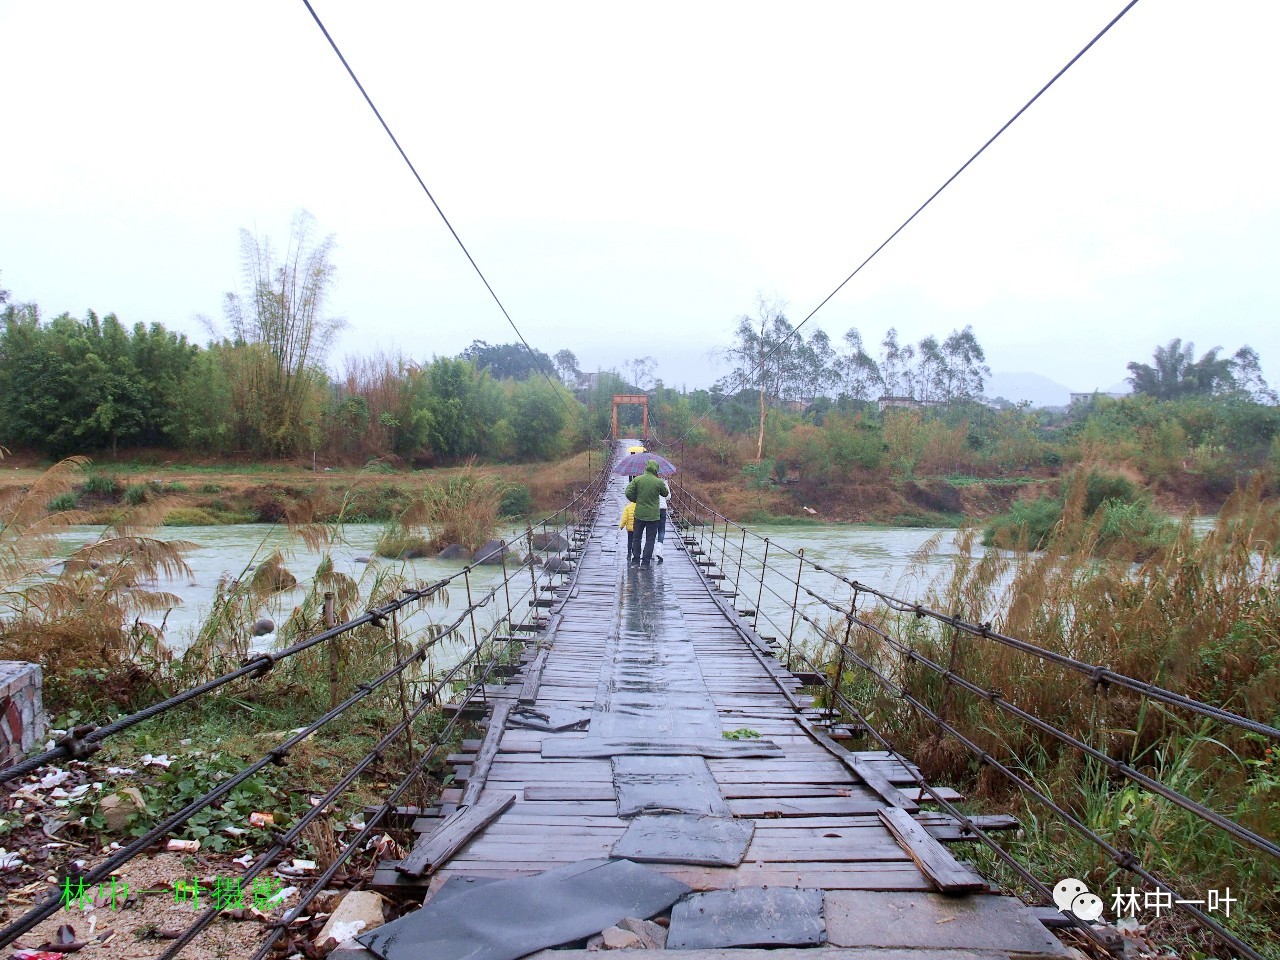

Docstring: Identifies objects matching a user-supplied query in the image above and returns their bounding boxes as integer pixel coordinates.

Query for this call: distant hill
[985,371,1072,408]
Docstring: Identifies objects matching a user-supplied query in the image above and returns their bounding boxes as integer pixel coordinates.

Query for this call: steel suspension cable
[5,480,604,784]
[158,620,510,959]
[668,522,1117,953]
[806,619,1267,960]
[671,0,1142,445]
[298,0,580,426]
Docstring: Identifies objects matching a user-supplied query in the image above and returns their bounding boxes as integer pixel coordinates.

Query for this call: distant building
[877,395,925,412]
[1069,391,1127,406]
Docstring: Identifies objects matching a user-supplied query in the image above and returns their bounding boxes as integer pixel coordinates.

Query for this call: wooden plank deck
[371,468,1069,958]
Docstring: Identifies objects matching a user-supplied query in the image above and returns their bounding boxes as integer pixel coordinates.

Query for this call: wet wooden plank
[460,699,514,807]
[728,797,888,818]
[523,784,616,801]
[519,646,552,703]
[878,807,987,893]
[794,716,918,813]
[396,791,516,877]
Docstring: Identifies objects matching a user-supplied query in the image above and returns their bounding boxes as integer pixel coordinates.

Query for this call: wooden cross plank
[396,791,516,877]
[877,807,987,893]
[461,699,514,807]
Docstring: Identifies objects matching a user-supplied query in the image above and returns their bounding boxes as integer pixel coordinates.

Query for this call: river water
[46,522,967,653]
[48,516,1214,662]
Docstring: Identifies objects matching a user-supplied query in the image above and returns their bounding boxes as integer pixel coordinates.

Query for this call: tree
[411,357,490,460]
[1228,346,1277,404]
[553,349,581,385]
[223,211,344,454]
[914,335,945,403]
[622,356,657,393]
[839,329,882,401]
[1126,339,1235,400]
[0,308,199,456]
[459,340,555,381]
[940,326,991,400]
[511,378,569,459]
[722,296,798,461]
[793,330,839,404]
[878,328,915,397]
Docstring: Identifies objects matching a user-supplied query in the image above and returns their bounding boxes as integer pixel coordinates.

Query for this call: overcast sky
[2,1,1277,396]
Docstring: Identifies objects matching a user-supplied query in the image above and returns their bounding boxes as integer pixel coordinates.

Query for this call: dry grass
[0,458,194,703]
[395,464,504,551]
[822,477,1280,955]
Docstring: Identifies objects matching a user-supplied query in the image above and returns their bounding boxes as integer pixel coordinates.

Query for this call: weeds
[0,458,192,707]
[382,465,504,552]
[82,472,120,496]
[824,477,1280,955]
[46,492,77,512]
[984,467,1176,557]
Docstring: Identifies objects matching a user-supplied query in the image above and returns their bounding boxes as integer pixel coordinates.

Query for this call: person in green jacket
[625,460,670,566]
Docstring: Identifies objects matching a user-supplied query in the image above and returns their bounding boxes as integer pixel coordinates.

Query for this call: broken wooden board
[461,700,515,807]
[396,792,516,877]
[877,807,987,893]
[794,715,918,813]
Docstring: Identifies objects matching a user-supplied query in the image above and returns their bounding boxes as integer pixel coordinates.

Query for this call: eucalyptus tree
[553,348,581,385]
[622,356,657,392]
[839,328,883,401]
[914,335,946,403]
[1228,346,1276,404]
[878,328,915,397]
[723,297,799,461]
[793,329,840,405]
[940,326,991,400]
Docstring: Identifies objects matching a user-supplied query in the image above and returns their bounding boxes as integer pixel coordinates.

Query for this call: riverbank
[0,450,1234,533]
[0,452,600,526]
[671,458,1236,528]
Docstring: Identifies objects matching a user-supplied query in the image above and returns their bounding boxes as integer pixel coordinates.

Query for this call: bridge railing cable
[663,483,1275,960]
[0,457,612,954]
[0,471,606,785]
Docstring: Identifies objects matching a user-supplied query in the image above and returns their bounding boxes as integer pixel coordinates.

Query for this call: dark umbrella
[612,453,678,477]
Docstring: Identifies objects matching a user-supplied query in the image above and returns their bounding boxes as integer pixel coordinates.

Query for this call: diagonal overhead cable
[672,0,1142,444]
[299,0,575,414]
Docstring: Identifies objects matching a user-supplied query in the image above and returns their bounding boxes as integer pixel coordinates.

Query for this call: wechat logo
[1053,878,1104,922]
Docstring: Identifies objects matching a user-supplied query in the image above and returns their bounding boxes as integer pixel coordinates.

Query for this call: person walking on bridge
[619,500,639,564]
[625,459,670,566]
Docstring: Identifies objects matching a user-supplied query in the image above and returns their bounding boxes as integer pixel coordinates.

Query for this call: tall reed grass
[0,458,193,707]
[377,465,506,557]
[823,478,1280,956]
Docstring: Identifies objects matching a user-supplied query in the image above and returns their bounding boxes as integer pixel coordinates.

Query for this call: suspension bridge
[0,443,1274,960]
[352,445,1070,960]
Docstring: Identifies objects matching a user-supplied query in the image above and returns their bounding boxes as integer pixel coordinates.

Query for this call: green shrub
[166,481,189,493]
[1083,470,1139,514]
[47,492,78,512]
[499,484,533,518]
[375,524,432,559]
[983,495,1061,549]
[199,482,222,494]
[124,483,149,506]
[163,507,226,526]
[83,473,119,496]
[742,460,776,490]
[1094,499,1176,555]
